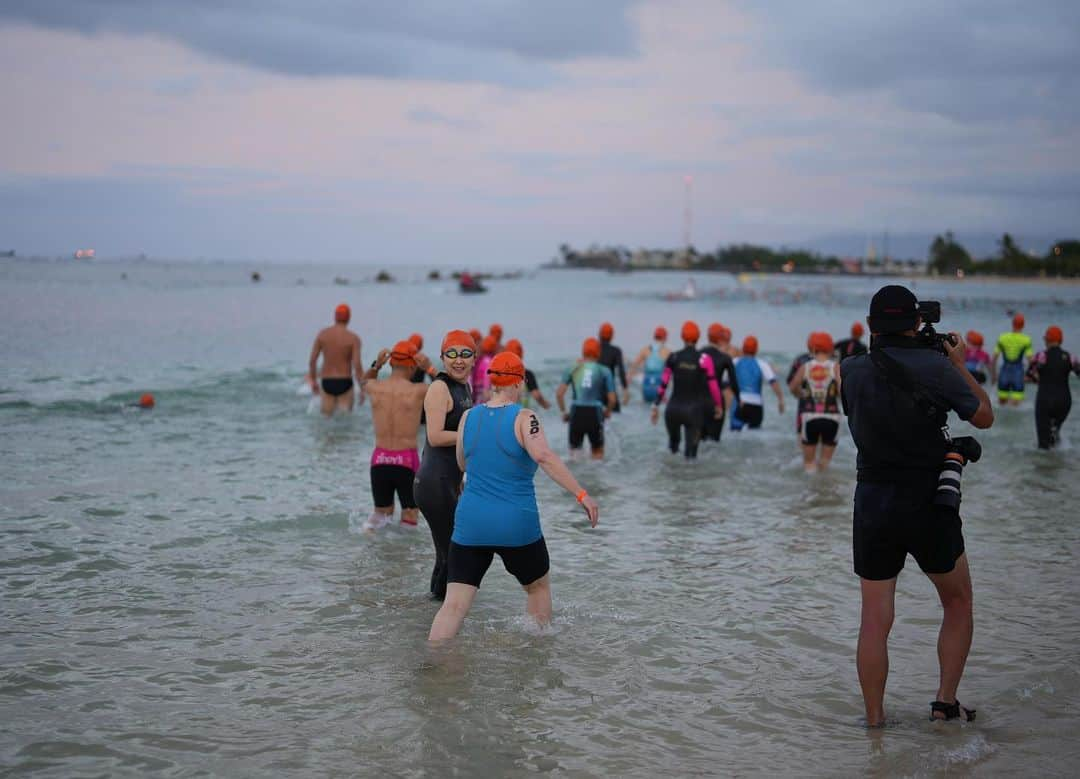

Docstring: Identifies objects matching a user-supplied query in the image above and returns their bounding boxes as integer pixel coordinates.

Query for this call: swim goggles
[442,348,475,359]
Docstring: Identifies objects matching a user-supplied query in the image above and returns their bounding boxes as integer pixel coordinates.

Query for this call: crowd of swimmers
[304,304,1077,635]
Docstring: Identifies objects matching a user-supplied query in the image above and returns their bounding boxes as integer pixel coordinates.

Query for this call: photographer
[841,285,993,728]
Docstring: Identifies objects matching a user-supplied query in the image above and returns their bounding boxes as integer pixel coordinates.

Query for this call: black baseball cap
[868,285,918,333]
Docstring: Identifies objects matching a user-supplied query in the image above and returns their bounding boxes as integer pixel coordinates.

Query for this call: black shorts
[447,537,550,587]
[802,417,839,446]
[736,403,763,428]
[853,477,965,581]
[370,465,417,509]
[321,378,354,397]
[569,406,604,450]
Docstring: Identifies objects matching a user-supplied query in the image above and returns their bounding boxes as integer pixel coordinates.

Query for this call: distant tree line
[556,243,918,274]
[929,232,1080,277]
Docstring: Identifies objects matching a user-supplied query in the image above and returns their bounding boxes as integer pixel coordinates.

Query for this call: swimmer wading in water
[428,351,599,641]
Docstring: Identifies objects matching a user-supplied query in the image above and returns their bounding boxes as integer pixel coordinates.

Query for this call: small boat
[459,272,487,294]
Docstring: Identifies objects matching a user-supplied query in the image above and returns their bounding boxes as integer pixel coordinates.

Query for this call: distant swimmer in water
[361,341,431,531]
[834,322,868,362]
[790,332,842,472]
[993,313,1033,407]
[472,335,498,405]
[701,323,740,443]
[505,339,551,410]
[731,335,785,430]
[630,326,670,403]
[597,322,630,411]
[1027,325,1079,449]
[557,338,616,460]
[649,321,724,459]
[963,331,991,385]
[414,330,475,600]
[307,303,363,416]
[428,351,599,641]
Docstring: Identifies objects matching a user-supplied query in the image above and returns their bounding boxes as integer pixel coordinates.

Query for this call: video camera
[912,301,959,355]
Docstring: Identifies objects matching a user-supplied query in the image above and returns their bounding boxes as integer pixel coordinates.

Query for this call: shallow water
[2,261,1080,776]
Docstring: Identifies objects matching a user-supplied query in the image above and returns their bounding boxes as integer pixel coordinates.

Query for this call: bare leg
[926,554,974,713]
[363,507,394,533]
[818,444,837,470]
[857,576,897,727]
[320,392,336,416]
[400,508,419,527]
[336,387,355,414]
[429,583,479,641]
[800,442,818,472]
[591,447,605,461]
[523,574,552,627]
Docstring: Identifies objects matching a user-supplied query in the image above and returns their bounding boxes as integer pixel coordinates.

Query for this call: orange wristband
[576,489,587,504]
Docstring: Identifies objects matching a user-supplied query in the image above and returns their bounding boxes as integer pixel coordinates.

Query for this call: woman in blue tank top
[428,352,600,642]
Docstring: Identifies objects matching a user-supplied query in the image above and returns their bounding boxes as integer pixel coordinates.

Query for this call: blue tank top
[644,343,664,377]
[452,403,541,547]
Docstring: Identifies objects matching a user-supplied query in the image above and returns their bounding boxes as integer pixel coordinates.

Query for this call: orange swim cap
[488,351,525,386]
[441,329,475,354]
[489,323,504,339]
[809,332,834,354]
[681,321,700,343]
[654,326,668,340]
[851,321,865,338]
[707,322,724,343]
[505,338,524,358]
[1045,325,1064,344]
[138,393,155,409]
[334,303,350,323]
[582,337,602,360]
[742,335,759,355]
[1013,313,1025,328]
[390,340,418,367]
[408,332,423,350]
[719,325,732,341]
[480,335,498,355]
[469,328,483,346]
[599,322,614,340]
[966,330,984,347]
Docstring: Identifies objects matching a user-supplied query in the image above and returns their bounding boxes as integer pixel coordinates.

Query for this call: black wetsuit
[656,346,720,459]
[414,373,472,598]
[1030,346,1079,449]
[786,352,812,385]
[599,341,627,412]
[700,345,739,442]
[833,338,868,362]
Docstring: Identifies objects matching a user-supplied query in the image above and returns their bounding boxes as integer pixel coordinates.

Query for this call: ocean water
[2,260,1079,777]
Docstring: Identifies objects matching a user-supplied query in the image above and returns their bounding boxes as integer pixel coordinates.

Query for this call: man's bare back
[366,375,428,450]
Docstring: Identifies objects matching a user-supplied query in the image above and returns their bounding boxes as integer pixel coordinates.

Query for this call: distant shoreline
[544,264,1080,283]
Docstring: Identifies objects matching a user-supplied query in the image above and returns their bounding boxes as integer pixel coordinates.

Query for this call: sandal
[929,700,976,722]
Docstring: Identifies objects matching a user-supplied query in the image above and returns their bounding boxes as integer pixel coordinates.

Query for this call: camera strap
[868,346,946,423]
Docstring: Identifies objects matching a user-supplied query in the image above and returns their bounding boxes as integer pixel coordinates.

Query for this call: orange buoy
[139,393,155,409]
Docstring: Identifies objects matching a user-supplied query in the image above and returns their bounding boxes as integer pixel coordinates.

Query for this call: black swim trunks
[568,406,604,451]
[736,403,764,429]
[447,537,550,587]
[371,465,417,509]
[321,377,354,396]
[802,418,839,446]
[853,474,965,581]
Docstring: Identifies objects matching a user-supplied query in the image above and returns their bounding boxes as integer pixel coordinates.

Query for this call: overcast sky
[1,1,1076,263]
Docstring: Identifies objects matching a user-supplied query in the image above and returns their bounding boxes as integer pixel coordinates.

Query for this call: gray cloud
[735,0,1080,122]
[0,0,638,86]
